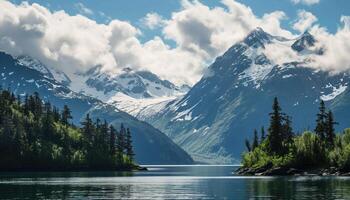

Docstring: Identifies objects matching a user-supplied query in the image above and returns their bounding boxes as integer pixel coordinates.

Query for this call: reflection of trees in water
[0,182,134,199]
[247,177,350,199]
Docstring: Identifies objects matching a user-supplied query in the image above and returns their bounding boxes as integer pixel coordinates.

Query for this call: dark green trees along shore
[242,97,350,173]
[0,89,135,171]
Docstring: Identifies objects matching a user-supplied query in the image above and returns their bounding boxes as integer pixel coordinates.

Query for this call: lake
[0,165,350,199]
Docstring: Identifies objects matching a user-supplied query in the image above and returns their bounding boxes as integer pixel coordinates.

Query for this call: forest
[240,98,350,175]
[0,89,136,171]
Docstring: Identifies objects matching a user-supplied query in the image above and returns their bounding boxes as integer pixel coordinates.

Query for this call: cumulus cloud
[141,12,166,30]
[293,10,318,33]
[74,2,93,15]
[308,16,350,72]
[163,0,293,60]
[291,0,320,6]
[0,0,348,86]
[264,15,350,75]
[0,0,293,85]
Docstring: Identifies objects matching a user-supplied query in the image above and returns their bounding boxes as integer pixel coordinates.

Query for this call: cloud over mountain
[0,0,348,86]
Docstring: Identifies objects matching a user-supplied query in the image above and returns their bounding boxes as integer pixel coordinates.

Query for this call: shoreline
[0,165,147,173]
[235,166,350,176]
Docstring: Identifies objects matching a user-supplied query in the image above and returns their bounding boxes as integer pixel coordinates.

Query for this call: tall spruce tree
[325,110,336,148]
[61,105,72,125]
[268,97,284,155]
[81,114,94,146]
[116,124,126,164]
[315,100,326,140]
[109,125,116,156]
[282,115,293,143]
[125,128,135,162]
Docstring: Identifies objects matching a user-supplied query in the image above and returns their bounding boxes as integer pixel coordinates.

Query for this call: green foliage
[242,97,350,172]
[0,89,135,171]
[292,132,327,168]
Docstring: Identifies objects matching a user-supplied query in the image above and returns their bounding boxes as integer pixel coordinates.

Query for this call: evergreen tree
[61,105,72,125]
[109,125,116,156]
[0,89,135,171]
[42,102,54,140]
[325,110,336,148]
[282,115,293,143]
[116,124,126,164]
[268,97,284,155]
[81,114,94,146]
[125,128,135,162]
[52,106,60,122]
[315,100,326,140]
[252,129,259,150]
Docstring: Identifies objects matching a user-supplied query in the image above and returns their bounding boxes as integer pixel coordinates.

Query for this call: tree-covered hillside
[239,98,350,176]
[0,89,136,171]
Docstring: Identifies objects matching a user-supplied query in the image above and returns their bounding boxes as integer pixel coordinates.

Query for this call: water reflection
[247,176,350,199]
[0,166,350,199]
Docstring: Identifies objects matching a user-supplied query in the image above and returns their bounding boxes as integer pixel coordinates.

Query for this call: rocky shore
[235,164,350,176]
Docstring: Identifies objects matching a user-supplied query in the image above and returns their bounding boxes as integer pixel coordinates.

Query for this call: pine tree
[61,105,72,125]
[52,106,60,122]
[282,115,293,143]
[268,97,284,155]
[315,100,326,140]
[119,124,126,153]
[101,120,109,152]
[116,124,126,165]
[42,102,54,140]
[252,129,259,150]
[81,114,94,145]
[125,128,135,162]
[109,125,116,156]
[325,110,337,148]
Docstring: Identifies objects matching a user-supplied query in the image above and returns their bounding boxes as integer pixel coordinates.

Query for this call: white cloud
[0,0,348,86]
[293,10,318,33]
[0,0,293,85]
[308,16,350,72]
[74,2,93,15]
[141,13,166,30]
[163,0,293,60]
[264,15,350,75]
[291,0,320,6]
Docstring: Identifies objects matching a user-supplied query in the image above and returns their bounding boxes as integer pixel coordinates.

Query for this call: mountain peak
[292,30,316,52]
[243,27,271,48]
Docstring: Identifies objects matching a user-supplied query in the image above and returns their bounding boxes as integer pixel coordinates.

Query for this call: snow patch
[320,85,347,101]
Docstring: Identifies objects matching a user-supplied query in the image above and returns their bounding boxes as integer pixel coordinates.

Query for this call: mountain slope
[140,28,350,164]
[0,51,193,164]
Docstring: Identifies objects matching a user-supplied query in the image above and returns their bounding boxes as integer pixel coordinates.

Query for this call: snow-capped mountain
[85,66,188,99]
[77,66,189,117]
[0,51,193,164]
[139,28,350,164]
[13,55,190,120]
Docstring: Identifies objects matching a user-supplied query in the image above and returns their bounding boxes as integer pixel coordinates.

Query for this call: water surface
[0,165,350,199]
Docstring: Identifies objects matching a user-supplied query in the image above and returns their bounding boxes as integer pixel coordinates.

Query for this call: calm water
[0,165,350,199]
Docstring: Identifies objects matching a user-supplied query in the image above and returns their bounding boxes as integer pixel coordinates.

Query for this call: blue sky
[10,0,350,42]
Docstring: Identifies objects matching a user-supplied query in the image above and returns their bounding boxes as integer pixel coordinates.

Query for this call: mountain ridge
[137,28,350,164]
[0,51,194,165]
